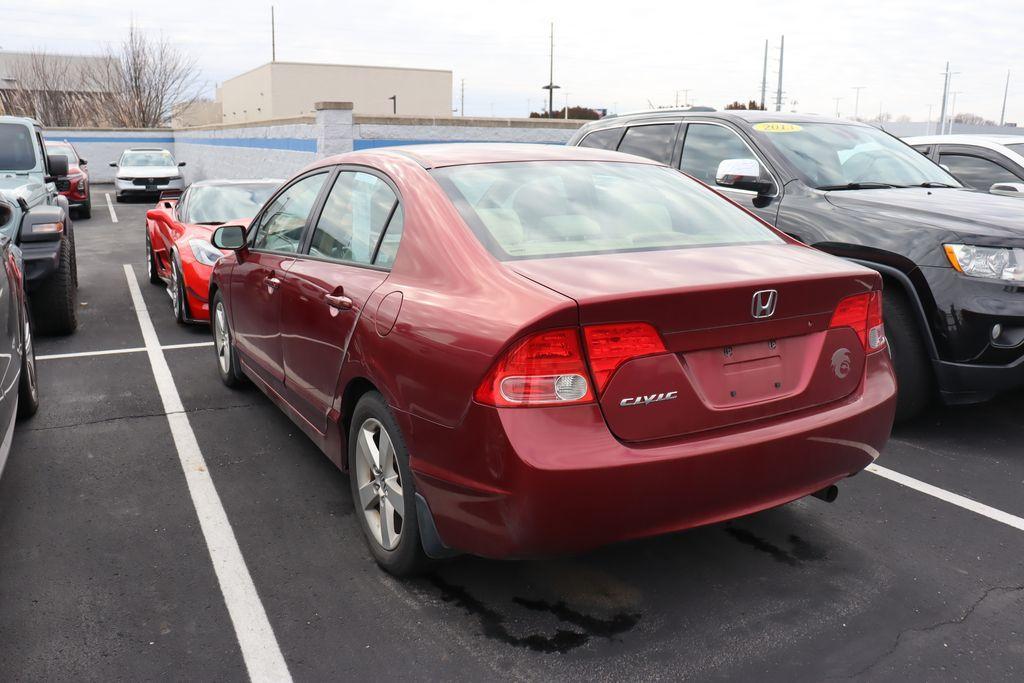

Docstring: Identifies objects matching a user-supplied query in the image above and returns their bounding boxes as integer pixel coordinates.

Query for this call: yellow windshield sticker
[753,122,803,133]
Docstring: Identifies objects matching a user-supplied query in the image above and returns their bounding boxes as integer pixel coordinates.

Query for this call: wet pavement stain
[428,575,641,653]
[724,526,827,566]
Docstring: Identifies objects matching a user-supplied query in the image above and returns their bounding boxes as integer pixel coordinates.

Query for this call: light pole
[948,91,962,133]
[852,86,866,120]
[833,97,843,117]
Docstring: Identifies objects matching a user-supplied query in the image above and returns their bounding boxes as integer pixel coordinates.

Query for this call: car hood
[117,165,179,179]
[0,173,45,204]
[825,187,1024,244]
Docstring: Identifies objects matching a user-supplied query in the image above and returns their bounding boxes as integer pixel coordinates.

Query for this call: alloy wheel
[354,418,404,551]
[23,317,37,402]
[146,237,154,280]
[214,302,231,375]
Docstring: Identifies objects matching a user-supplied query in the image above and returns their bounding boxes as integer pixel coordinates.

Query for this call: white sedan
[110,148,185,202]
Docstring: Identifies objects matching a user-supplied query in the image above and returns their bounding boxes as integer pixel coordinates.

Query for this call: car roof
[904,134,1024,146]
[189,178,282,188]
[592,109,870,128]
[123,147,172,152]
[319,143,664,169]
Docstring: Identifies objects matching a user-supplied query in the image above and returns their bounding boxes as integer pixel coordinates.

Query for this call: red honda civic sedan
[208,144,897,575]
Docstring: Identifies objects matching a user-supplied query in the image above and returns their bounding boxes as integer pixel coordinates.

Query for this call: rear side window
[578,128,622,151]
[432,161,781,260]
[0,123,37,171]
[679,124,757,184]
[938,153,1021,190]
[616,124,675,164]
[309,171,400,266]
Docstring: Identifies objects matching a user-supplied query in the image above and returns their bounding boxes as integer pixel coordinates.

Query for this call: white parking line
[867,464,1024,532]
[105,193,118,223]
[37,341,213,361]
[122,264,291,683]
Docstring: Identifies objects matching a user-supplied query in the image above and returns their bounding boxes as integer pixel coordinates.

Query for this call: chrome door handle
[325,293,353,310]
[265,276,282,290]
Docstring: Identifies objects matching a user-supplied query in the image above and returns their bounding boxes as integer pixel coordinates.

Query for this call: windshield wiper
[915,181,956,188]
[817,182,907,190]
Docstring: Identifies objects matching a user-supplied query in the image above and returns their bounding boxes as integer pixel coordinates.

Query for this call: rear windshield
[185,183,278,224]
[0,122,38,171]
[121,150,175,167]
[431,161,781,260]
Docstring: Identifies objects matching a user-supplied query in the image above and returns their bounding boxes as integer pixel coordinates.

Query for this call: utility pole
[564,92,570,119]
[760,39,768,110]
[541,22,560,118]
[851,86,865,120]
[675,89,691,107]
[926,104,933,134]
[1000,70,1010,126]
[270,6,276,62]
[832,97,843,117]
[937,62,953,135]
[948,91,962,134]
[775,35,784,112]
[460,78,465,117]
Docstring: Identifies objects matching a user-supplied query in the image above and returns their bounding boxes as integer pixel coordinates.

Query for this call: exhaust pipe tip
[811,485,839,503]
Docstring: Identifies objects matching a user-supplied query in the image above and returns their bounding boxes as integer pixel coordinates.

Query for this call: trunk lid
[510,243,880,441]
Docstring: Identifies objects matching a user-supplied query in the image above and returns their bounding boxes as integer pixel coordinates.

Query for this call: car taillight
[830,291,886,351]
[474,328,595,407]
[583,322,667,394]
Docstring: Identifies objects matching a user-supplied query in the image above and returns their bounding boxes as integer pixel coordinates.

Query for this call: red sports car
[208,144,897,575]
[44,140,90,218]
[145,179,280,323]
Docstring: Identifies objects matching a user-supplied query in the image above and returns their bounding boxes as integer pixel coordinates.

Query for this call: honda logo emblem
[751,289,778,319]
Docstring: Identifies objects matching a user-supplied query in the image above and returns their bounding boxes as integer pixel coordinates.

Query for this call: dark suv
[570,110,1024,419]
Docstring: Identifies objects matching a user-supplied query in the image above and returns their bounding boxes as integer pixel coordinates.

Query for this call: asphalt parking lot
[0,185,1021,681]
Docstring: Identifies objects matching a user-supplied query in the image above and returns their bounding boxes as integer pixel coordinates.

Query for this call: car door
[677,121,783,224]
[230,171,329,389]
[279,169,404,433]
[935,145,1024,191]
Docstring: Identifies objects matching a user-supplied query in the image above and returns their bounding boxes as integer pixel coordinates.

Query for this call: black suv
[570,110,1024,419]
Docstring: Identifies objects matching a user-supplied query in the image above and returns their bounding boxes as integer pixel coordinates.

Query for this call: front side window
[578,128,622,151]
[938,153,1021,190]
[432,161,781,260]
[679,123,763,186]
[751,122,959,189]
[185,183,278,225]
[309,172,399,266]
[120,150,175,167]
[616,124,675,164]
[251,173,327,253]
[0,123,38,171]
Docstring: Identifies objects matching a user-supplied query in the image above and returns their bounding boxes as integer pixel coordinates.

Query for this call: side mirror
[715,158,773,194]
[211,224,246,250]
[46,154,69,180]
[79,158,88,166]
[989,182,1024,197]
[109,161,118,167]
[178,161,187,167]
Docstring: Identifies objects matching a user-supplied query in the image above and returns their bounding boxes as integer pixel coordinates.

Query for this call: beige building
[216,61,453,124]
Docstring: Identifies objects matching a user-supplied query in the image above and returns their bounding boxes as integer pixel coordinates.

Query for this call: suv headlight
[944,244,1024,282]
[189,238,224,267]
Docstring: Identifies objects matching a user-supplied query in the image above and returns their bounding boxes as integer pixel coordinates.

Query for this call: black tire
[171,258,188,324]
[884,287,932,421]
[212,291,246,388]
[17,303,39,419]
[348,391,429,577]
[115,193,124,203]
[146,232,162,284]
[80,195,92,219]
[30,235,77,336]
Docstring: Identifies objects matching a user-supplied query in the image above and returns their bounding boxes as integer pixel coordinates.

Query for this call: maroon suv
[44,140,90,218]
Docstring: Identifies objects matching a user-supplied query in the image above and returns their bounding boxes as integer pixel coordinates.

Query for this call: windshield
[185,183,278,224]
[45,142,77,164]
[0,122,38,171]
[751,122,959,189]
[121,150,175,167]
[432,161,782,260]
[1007,143,1024,157]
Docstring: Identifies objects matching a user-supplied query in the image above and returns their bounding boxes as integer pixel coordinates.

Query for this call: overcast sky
[3,0,1020,124]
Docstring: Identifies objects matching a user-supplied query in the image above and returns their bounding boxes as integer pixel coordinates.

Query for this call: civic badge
[751,289,778,319]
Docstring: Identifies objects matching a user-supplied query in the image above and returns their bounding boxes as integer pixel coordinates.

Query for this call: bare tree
[953,112,996,126]
[0,51,110,126]
[85,24,202,127]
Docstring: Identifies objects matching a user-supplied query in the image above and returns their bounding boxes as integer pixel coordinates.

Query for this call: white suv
[110,148,185,202]
[905,134,1024,198]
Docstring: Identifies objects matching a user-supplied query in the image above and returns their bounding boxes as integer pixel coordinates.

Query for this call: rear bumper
[408,350,896,559]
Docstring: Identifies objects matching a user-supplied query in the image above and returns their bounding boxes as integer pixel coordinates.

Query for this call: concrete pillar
[315,101,354,158]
